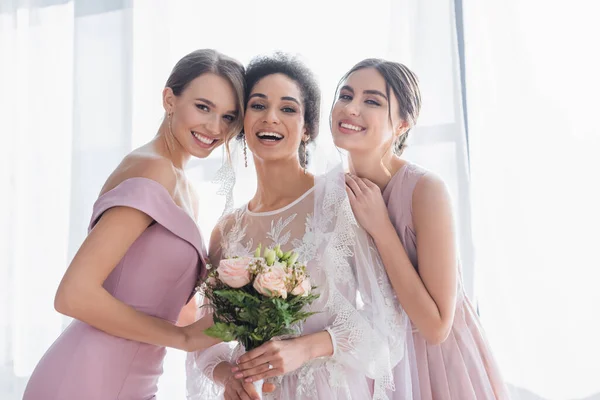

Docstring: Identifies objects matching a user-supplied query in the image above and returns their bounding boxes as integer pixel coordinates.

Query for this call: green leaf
[215,290,261,307]
[271,297,290,311]
[237,308,258,324]
[205,279,321,347]
[204,322,238,342]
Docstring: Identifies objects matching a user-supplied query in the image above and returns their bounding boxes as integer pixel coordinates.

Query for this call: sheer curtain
[463,1,600,399]
[0,0,468,398]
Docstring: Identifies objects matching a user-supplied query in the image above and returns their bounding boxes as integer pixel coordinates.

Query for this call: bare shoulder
[101,152,178,198]
[208,211,238,264]
[210,212,236,242]
[412,171,454,233]
[412,171,453,220]
[413,171,451,206]
[209,210,240,248]
[188,183,201,220]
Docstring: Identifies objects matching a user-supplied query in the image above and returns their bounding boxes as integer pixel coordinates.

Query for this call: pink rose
[253,262,288,299]
[217,257,252,288]
[291,277,312,297]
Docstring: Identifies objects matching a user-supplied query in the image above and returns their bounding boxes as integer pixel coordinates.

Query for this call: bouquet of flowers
[200,244,319,352]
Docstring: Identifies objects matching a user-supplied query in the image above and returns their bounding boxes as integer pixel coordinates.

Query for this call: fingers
[236,388,253,400]
[354,176,369,191]
[346,173,379,196]
[225,380,259,400]
[361,176,379,189]
[236,344,269,365]
[234,359,273,380]
[345,174,362,196]
[224,382,251,400]
[262,382,276,393]
[345,185,357,202]
[244,368,281,383]
[241,381,260,400]
[235,352,272,372]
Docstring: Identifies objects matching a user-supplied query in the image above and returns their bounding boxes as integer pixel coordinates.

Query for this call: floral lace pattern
[186,167,412,400]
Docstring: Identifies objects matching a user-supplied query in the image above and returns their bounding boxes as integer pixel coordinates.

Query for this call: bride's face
[243,73,308,166]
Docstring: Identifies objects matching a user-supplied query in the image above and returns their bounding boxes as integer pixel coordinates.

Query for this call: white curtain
[464,1,600,400]
[0,0,468,398]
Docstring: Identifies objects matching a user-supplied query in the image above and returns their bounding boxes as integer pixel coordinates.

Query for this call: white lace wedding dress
[186,168,413,400]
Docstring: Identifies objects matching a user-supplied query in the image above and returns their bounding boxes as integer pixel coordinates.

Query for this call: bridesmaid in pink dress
[23,49,246,400]
[332,59,510,399]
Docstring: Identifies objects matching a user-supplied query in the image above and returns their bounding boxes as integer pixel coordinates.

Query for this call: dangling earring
[302,140,307,175]
[165,111,177,151]
[243,136,248,168]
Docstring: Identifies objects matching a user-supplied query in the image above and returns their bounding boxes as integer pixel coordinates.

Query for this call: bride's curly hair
[238,52,321,167]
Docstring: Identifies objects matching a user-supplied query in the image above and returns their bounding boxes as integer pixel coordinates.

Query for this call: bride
[186,53,413,400]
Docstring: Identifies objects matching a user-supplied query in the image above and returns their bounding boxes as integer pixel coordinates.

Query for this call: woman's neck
[348,149,405,190]
[152,119,191,170]
[250,157,314,213]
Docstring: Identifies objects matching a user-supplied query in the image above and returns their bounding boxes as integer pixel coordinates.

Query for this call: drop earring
[243,137,248,168]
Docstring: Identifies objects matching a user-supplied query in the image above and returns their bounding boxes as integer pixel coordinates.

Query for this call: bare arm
[346,173,458,344]
[55,164,220,351]
[177,295,198,327]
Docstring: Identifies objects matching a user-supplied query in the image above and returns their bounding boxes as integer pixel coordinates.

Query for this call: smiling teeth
[192,131,216,145]
[257,132,283,139]
[341,123,363,131]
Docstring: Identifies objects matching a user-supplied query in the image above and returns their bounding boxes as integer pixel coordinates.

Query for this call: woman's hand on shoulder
[345,173,393,238]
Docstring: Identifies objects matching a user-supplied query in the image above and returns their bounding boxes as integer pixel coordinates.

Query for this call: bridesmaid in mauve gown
[333,59,510,399]
[23,49,246,400]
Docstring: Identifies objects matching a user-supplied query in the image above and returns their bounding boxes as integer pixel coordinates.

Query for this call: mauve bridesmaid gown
[383,163,510,400]
[23,177,206,400]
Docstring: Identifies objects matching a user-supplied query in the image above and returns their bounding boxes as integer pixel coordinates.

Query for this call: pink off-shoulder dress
[23,177,206,400]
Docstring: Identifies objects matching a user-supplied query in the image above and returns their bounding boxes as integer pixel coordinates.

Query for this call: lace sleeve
[186,217,240,399]
[185,305,239,399]
[312,166,412,400]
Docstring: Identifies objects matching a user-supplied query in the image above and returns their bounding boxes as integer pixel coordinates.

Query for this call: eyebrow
[340,85,388,101]
[196,97,237,115]
[196,97,215,107]
[282,96,301,106]
[249,93,301,106]
[364,90,388,100]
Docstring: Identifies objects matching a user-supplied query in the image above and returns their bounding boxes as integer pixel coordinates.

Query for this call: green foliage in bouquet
[200,244,319,351]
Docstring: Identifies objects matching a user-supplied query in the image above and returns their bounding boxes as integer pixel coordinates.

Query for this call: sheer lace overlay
[186,167,413,399]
